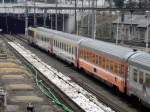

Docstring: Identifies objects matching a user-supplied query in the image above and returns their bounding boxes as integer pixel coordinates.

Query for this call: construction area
[0,38,63,112]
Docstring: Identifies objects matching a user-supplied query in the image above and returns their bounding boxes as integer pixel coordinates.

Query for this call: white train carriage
[128,52,150,107]
[28,27,86,66]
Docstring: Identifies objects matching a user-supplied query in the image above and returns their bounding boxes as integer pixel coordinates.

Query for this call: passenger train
[28,27,150,108]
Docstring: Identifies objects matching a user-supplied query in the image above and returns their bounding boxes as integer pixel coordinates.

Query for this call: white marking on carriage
[8,42,115,112]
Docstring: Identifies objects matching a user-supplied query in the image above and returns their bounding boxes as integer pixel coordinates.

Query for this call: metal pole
[51,11,53,29]
[146,11,149,52]
[130,10,133,40]
[75,0,77,34]
[33,0,37,27]
[43,9,47,27]
[91,0,96,39]
[62,12,65,32]
[55,0,58,30]
[25,0,28,39]
[88,0,90,37]
[116,11,120,45]
[81,0,84,35]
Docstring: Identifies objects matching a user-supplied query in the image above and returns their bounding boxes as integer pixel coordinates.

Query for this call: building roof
[113,14,150,28]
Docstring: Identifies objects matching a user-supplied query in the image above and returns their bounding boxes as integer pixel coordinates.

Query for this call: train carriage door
[75,46,78,67]
[138,70,144,93]
[144,73,150,95]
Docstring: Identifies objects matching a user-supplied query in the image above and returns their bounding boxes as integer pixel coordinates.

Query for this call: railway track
[4,34,149,112]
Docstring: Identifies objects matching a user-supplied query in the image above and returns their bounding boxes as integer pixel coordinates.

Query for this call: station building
[112,14,150,42]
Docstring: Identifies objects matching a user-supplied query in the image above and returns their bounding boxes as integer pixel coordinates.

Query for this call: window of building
[133,69,138,82]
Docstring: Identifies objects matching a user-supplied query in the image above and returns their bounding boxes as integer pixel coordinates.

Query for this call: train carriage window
[54,40,56,47]
[86,50,89,61]
[84,50,87,60]
[88,51,91,62]
[56,40,58,47]
[118,64,122,76]
[57,40,59,48]
[114,64,118,74]
[88,51,90,62]
[69,45,72,54]
[96,55,99,65]
[59,41,60,48]
[72,47,74,54]
[102,57,106,69]
[81,49,83,58]
[99,56,102,66]
[133,69,138,82]
[64,43,66,51]
[145,73,150,87]
[121,65,124,76]
[69,45,71,54]
[83,49,85,59]
[84,49,86,60]
[28,30,34,37]
[139,71,144,84]
[61,42,63,49]
[62,42,64,51]
[80,49,82,57]
[106,59,110,71]
[109,61,113,72]
[92,53,96,64]
[61,42,64,50]
[57,41,58,48]
[60,42,61,49]
[67,44,69,52]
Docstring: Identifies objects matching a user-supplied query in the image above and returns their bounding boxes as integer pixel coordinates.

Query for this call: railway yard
[1,1,150,112]
[0,34,149,112]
